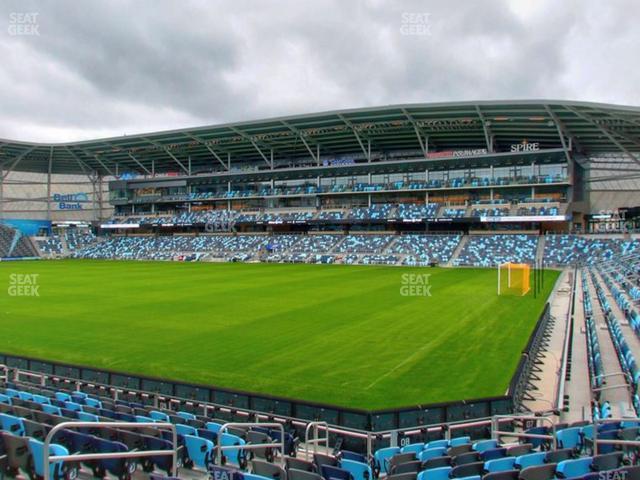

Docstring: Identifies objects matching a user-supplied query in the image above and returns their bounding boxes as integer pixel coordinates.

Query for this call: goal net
[498,262,531,296]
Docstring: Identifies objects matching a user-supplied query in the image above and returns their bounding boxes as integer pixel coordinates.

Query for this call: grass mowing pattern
[0,260,558,410]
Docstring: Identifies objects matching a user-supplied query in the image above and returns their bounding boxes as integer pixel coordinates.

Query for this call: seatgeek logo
[400,273,432,297]
[8,274,40,297]
[53,192,89,210]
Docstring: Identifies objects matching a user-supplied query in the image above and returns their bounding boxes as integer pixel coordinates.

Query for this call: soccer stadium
[2,99,640,480]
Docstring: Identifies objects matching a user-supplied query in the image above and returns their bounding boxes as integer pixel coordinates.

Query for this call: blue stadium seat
[417,466,452,480]
[28,438,75,480]
[340,459,371,480]
[183,434,214,469]
[556,457,593,478]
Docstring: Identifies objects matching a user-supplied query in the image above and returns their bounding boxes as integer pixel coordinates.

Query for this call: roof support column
[47,146,53,222]
[227,153,231,170]
[0,167,3,220]
[317,144,320,166]
[475,105,494,153]
[91,176,98,222]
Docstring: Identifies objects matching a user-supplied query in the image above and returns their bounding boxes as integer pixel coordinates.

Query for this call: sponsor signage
[53,192,89,210]
[510,141,540,152]
[100,223,140,229]
[480,215,566,223]
[426,148,488,159]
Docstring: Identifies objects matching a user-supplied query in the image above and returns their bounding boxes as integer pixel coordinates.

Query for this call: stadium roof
[1,100,640,176]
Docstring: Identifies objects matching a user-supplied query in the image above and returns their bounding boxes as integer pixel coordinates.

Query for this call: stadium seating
[2,376,640,480]
[544,235,640,266]
[65,230,97,251]
[388,235,461,265]
[454,235,538,267]
[0,224,38,258]
[37,236,64,255]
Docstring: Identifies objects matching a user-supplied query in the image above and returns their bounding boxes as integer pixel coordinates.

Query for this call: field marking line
[364,339,437,390]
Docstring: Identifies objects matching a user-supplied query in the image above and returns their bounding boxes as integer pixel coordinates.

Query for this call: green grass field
[0,260,558,410]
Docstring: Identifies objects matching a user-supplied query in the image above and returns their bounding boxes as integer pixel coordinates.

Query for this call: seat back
[0,413,25,436]
[544,448,573,464]
[286,457,315,472]
[252,459,286,480]
[420,447,447,462]
[484,457,516,473]
[184,434,214,469]
[481,448,506,461]
[28,437,69,479]
[391,460,421,475]
[472,439,497,452]
[341,451,367,464]
[453,451,481,465]
[450,461,484,478]
[386,474,417,480]
[417,466,451,480]
[505,443,532,457]
[2,432,31,472]
[219,432,246,467]
[591,452,623,472]
[400,443,424,455]
[422,456,452,470]
[449,436,471,447]
[340,459,372,480]
[556,426,582,450]
[556,457,593,479]
[518,464,557,480]
[288,469,323,480]
[320,464,351,480]
[482,470,520,480]
[514,452,546,470]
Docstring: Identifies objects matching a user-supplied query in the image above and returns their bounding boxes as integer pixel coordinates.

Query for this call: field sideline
[0,260,558,410]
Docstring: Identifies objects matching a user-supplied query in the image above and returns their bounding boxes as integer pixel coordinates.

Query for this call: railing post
[217,422,286,467]
[42,421,177,480]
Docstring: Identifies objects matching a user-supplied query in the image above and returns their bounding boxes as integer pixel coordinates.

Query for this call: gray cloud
[0,0,639,142]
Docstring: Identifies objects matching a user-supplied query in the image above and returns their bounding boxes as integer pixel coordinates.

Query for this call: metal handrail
[5,365,562,456]
[217,422,285,467]
[0,364,8,383]
[491,415,557,450]
[15,369,46,386]
[42,421,177,480]
[305,421,329,455]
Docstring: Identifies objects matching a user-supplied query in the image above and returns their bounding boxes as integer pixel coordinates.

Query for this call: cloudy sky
[1,0,639,143]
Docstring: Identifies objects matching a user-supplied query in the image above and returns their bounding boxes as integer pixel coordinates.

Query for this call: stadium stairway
[446,235,469,267]
[520,269,573,415]
[563,269,594,423]
[327,235,348,254]
[583,271,635,417]
[59,234,70,256]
